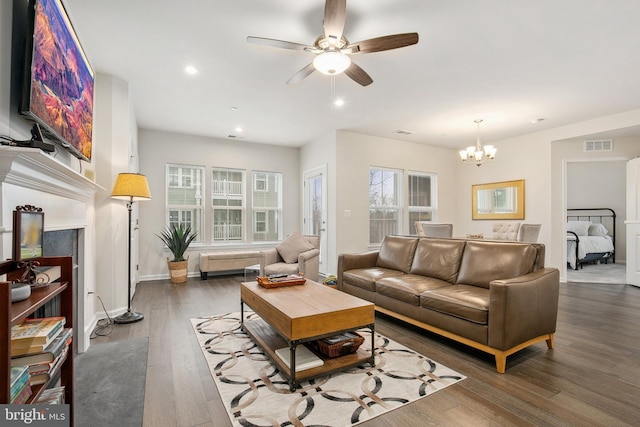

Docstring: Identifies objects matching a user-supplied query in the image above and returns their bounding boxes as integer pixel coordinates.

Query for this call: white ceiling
[63,0,640,149]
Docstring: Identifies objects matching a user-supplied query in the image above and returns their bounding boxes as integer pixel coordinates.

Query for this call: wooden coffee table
[240,279,375,391]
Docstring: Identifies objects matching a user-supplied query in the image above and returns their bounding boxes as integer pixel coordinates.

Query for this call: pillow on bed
[588,223,609,236]
[567,221,591,236]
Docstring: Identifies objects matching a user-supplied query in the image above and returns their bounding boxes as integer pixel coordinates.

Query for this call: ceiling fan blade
[344,62,373,86]
[247,36,318,52]
[346,33,419,54]
[323,0,347,42]
[286,63,316,85]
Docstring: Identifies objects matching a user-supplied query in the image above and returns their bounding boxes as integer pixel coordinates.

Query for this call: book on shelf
[35,386,65,405]
[10,381,32,404]
[275,346,324,372]
[28,345,69,386]
[11,317,65,357]
[11,328,73,365]
[11,316,66,346]
[10,366,31,404]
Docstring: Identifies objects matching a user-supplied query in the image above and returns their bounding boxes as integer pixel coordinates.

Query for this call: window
[211,168,245,242]
[369,167,402,245]
[408,172,437,235]
[166,164,204,242]
[252,171,282,242]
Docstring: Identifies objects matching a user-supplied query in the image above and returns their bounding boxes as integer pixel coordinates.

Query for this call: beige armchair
[518,224,542,242]
[415,222,453,238]
[260,233,320,281]
[492,222,520,240]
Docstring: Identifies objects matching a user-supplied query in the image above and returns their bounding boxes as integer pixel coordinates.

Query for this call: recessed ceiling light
[184,65,198,75]
[334,99,345,107]
[230,106,238,111]
[530,118,544,124]
[235,126,243,133]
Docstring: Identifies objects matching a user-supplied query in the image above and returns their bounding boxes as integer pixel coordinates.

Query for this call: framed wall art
[13,205,45,261]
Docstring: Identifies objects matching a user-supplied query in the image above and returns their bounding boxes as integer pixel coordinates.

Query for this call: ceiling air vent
[584,139,613,152]
[393,130,415,136]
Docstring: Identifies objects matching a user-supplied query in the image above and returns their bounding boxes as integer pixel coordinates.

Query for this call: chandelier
[459,119,497,166]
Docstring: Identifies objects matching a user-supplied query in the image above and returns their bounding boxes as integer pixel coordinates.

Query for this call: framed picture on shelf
[12,205,44,261]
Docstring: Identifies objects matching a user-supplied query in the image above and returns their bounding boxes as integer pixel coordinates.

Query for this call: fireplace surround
[0,147,100,352]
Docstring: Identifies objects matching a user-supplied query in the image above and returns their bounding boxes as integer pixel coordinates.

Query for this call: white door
[626,157,640,287]
[304,165,328,276]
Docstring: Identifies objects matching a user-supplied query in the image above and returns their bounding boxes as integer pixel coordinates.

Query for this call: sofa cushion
[456,241,538,289]
[410,239,466,283]
[376,236,419,273]
[421,285,490,324]
[342,268,404,292]
[376,274,451,306]
[276,231,314,263]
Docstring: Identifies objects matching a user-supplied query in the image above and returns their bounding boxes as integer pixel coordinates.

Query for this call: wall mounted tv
[20,0,94,162]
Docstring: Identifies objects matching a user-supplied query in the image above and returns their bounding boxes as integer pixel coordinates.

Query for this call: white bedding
[566,234,614,269]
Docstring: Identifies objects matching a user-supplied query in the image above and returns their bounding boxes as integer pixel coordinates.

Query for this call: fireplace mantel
[0,146,103,201]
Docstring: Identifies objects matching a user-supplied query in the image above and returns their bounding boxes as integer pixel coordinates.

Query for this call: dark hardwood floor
[90,276,640,426]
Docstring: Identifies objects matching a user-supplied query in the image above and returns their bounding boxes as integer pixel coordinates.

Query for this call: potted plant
[157,223,197,284]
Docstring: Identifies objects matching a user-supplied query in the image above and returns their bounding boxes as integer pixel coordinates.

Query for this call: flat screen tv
[20,0,94,162]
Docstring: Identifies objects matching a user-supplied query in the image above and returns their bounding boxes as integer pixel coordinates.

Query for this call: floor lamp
[111,172,152,324]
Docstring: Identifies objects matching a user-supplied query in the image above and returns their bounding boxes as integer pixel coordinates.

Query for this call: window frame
[407,171,438,235]
[251,170,283,242]
[368,166,403,246]
[165,163,205,244]
[211,167,246,243]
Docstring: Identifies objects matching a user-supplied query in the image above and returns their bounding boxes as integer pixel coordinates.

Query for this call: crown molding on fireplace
[0,147,103,201]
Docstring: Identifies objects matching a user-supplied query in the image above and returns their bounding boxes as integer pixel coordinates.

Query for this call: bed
[566,208,616,270]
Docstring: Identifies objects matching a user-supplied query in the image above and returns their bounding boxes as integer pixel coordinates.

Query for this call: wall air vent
[393,130,415,135]
[584,139,613,152]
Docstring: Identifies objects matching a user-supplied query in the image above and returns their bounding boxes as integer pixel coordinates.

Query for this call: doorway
[565,159,627,284]
[303,165,328,276]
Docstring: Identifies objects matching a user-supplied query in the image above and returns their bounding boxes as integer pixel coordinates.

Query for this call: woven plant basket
[167,257,188,284]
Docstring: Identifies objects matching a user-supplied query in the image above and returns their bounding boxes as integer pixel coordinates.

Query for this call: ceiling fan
[247,0,419,86]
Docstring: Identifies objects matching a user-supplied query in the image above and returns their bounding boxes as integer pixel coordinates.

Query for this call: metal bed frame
[567,208,616,270]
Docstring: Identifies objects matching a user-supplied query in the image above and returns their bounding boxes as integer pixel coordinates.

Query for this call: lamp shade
[111,173,152,201]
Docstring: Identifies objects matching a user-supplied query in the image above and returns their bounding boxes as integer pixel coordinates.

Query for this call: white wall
[0,1,136,351]
[334,131,458,268]
[454,130,552,244]
[137,129,301,281]
[92,73,138,321]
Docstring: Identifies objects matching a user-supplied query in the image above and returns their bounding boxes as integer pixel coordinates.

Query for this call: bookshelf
[0,257,73,422]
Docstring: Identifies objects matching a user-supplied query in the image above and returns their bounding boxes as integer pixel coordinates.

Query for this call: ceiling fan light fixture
[313,50,351,75]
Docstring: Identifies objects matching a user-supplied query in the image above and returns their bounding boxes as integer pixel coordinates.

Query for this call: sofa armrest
[259,248,280,275]
[488,268,560,350]
[298,248,320,281]
[337,251,379,290]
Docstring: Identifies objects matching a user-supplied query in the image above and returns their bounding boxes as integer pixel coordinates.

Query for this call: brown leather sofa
[337,235,560,373]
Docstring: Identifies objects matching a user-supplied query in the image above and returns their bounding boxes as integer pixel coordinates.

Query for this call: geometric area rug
[191,312,466,427]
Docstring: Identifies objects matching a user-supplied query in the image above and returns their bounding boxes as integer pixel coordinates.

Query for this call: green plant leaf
[156,223,198,262]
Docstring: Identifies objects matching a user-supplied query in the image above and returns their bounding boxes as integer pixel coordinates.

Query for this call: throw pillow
[588,223,608,236]
[566,221,591,236]
[276,232,314,264]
